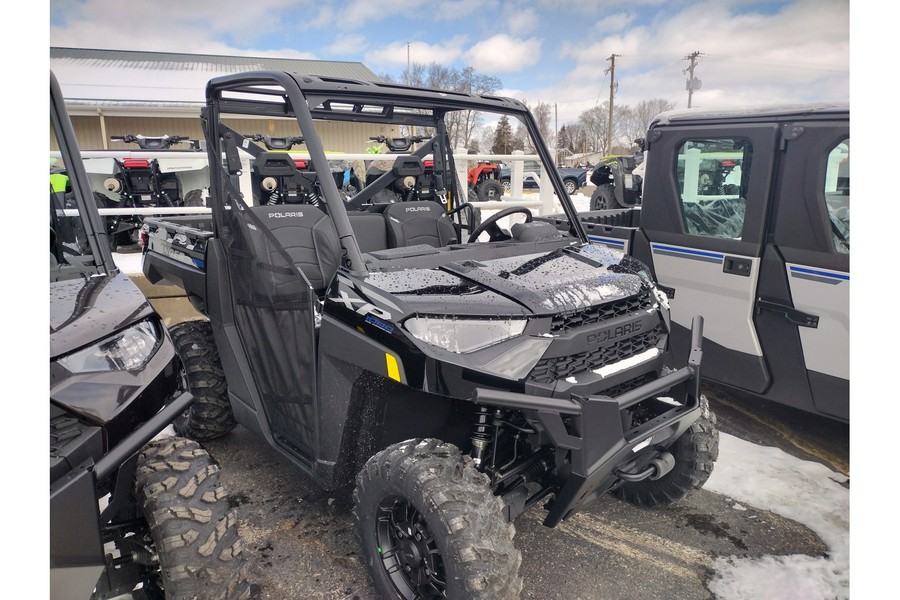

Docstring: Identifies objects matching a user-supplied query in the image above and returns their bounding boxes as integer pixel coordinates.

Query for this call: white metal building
[50,47,393,151]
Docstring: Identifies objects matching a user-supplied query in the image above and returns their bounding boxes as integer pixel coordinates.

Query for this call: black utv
[589,140,645,210]
[49,71,250,600]
[142,71,719,599]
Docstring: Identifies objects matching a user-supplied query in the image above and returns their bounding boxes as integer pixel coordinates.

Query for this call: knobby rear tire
[169,320,237,441]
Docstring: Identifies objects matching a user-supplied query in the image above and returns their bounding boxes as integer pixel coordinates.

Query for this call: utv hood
[363,244,652,317]
[50,271,155,359]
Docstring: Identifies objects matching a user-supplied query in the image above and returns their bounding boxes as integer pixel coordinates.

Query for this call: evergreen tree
[491,115,514,154]
[557,125,572,153]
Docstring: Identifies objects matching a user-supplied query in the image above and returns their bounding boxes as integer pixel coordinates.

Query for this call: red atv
[468,160,504,201]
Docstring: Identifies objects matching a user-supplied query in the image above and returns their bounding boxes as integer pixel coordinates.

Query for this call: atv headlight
[404,316,527,353]
[59,321,161,373]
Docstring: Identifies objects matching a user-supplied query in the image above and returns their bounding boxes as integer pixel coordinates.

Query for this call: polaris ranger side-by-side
[49,71,250,600]
[561,105,849,422]
[142,71,718,599]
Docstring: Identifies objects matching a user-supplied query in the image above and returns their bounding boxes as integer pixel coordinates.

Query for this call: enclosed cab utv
[566,104,849,422]
[143,71,718,599]
[49,71,249,600]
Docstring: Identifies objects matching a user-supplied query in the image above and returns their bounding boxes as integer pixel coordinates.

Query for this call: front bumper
[475,316,704,527]
[50,391,194,600]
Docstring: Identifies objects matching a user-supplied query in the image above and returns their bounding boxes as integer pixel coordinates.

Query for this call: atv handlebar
[111,134,190,150]
[368,135,425,152]
[247,134,306,151]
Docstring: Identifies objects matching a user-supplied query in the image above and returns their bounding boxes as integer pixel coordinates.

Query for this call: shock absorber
[470,406,497,468]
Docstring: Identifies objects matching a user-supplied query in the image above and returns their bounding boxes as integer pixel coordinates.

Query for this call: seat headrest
[253,152,300,177]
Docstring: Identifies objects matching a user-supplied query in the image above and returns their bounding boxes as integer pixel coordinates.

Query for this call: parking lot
[199,385,849,600]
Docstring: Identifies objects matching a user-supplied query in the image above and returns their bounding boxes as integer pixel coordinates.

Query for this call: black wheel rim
[375,497,447,599]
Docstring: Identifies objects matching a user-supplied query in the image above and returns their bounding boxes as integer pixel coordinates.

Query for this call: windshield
[205,73,586,267]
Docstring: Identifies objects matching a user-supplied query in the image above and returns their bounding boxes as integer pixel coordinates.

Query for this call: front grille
[550,291,654,333]
[598,372,658,398]
[50,415,86,458]
[528,324,665,384]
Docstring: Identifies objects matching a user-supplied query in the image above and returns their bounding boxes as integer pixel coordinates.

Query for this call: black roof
[209,71,530,118]
[651,103,849,128]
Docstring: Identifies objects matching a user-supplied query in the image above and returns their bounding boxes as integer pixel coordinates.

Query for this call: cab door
[761,121,849,420]
[640,124,780,393]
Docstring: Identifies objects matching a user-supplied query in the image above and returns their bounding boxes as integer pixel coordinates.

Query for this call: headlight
[58,321,161,373]
[404,316,527,353]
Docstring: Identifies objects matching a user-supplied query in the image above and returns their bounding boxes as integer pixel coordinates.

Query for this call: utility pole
[604,54,619,154]
[684,51,703,108]
[554,102,558,165]
[406,42,411,85]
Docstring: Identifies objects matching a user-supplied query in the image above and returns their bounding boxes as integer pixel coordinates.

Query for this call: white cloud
[592,12,638,35]
[438,0,497,20]
[545,0,848,122]
[463,35,543,73]
[505,7,540,35]
[342,0,427,25]
[366,37,469,67]
[325,34,369,57]
[535,0,666,12]
[49,0,850,127]
[51,0,304,45]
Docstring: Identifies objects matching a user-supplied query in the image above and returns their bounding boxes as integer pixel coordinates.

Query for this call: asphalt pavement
[201,385,848,600]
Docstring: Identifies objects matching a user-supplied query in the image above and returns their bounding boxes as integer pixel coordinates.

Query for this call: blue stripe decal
[651,244,725,260]
[790,266,849,281]
[588,235,625,247]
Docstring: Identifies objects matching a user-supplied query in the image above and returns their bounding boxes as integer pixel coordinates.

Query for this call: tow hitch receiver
[616,451,675,482]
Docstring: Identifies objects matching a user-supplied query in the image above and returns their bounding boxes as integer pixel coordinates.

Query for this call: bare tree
[476,123,495,154]
[531,102,554,148]
[623,99,676,145]
[575,102,646,155]
[609,104,636,153]
[578,105,606,154]
[513,121,530,152]
[564,122,588,156]
[383,63,502,148]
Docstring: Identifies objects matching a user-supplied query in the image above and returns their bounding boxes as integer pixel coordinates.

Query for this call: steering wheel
[466,206,533,243]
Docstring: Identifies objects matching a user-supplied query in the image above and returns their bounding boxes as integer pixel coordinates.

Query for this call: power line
[703,55,848,73]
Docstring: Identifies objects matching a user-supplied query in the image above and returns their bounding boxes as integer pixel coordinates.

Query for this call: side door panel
[767,122,850,419]
[641,124,780,393]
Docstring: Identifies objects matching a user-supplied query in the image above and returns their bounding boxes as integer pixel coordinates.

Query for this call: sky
[45,0,850,126]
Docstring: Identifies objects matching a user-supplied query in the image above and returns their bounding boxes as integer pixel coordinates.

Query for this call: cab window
[674,138,751,240]
[824,139,849,253]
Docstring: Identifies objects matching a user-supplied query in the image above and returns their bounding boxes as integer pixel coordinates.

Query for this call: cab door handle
[757,298,820,328]
[723,256,752,276]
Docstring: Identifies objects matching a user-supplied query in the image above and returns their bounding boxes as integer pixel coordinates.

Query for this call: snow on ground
[113,250,144,274]
[113,192,851,599]
[705,434,849,600]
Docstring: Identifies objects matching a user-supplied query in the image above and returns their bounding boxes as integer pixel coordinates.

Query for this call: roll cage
[201,71,589,273]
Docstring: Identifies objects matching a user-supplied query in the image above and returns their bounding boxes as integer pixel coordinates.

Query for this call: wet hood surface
[363,244,651,317]
[50,270,155,359]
